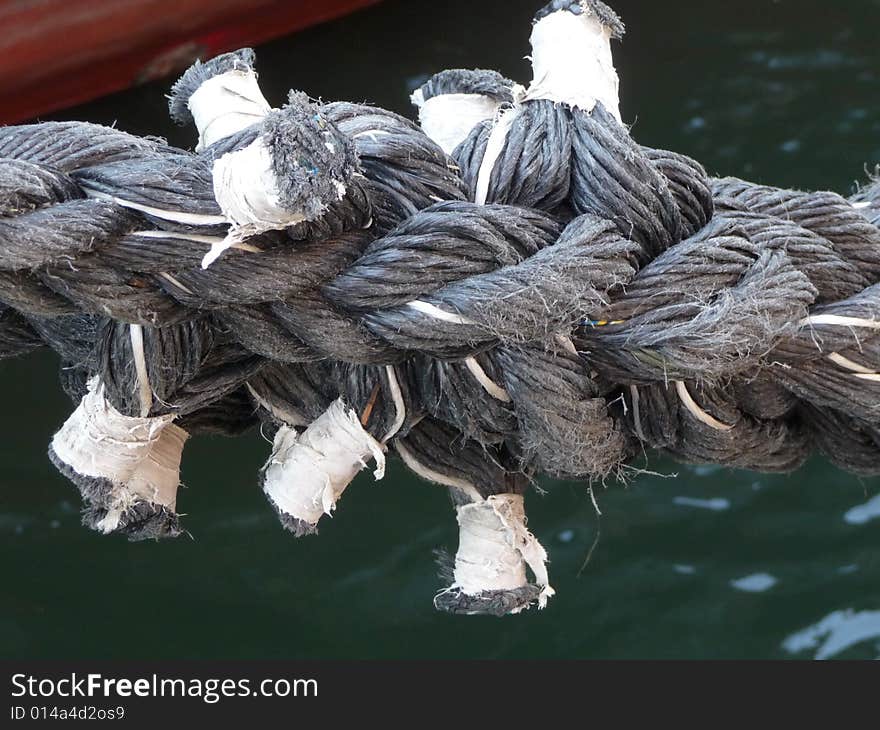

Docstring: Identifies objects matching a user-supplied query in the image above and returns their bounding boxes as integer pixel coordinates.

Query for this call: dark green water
[3,0,880,659]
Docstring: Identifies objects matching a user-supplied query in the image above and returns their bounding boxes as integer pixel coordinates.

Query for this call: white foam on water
[843,493,880,525]
[783,609,880,660]
[730,573,777,593]
[673,496,731,512]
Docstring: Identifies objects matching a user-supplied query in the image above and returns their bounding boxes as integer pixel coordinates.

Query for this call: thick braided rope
[1,0,879,615]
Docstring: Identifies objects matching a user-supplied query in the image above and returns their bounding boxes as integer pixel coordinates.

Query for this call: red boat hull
[0,0,380,124]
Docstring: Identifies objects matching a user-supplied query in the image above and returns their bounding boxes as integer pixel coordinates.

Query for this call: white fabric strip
[452,494,555,610]
[407,299,475,325]
[828,352,876,375]
[51,377,187,531]
[394,441,483,502]
[799,314,880,330]
[262,398,385,527]
[352,129,392,140]
[522,9,621,121]
[128,324,153,418]
[245,383,309,428]
[675,381,734,432]
[133,231,262,255]
[130,230,226,245]
[629,385,647,442]
[413,91,504,155]
[464,357,511,402]
[556,334,579,356]
[82,189,227,226]
[474,106,518,205]
[188,69,272,151]
[382,365,407,442]
[159,272,194,295]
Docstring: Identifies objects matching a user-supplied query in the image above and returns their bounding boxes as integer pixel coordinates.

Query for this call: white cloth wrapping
[205,138,307,266]
[188,69,272,151]
[451,494,555,610]
[522,9,621,121]
[263,398,386,527]
[412,90,504,155]
[51,377,188,532]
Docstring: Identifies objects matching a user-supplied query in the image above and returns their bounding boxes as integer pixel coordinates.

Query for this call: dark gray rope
[2,0,880,615]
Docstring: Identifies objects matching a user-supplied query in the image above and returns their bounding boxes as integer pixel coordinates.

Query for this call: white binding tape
[522,9,621,121]
[262,398,386,527]
[188,69,272,151]
[451,494,555,610]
